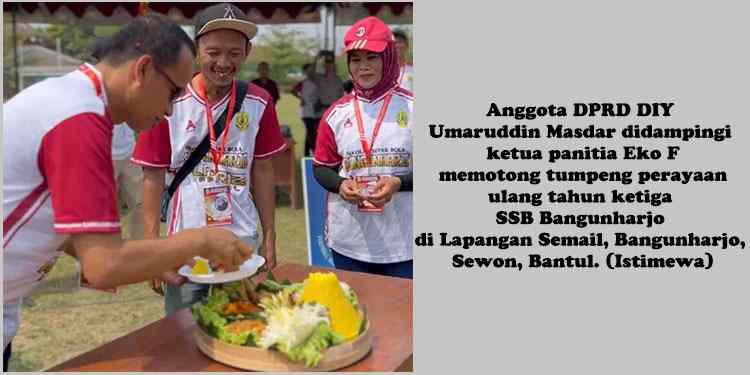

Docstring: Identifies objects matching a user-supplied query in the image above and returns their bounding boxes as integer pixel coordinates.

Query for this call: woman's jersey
[314,87,414,263]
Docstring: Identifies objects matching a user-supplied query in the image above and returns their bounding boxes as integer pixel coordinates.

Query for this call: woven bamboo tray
[193,321,372,371]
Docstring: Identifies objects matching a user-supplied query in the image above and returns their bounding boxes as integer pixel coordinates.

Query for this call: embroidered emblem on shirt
[397,111,408,128]
[344,118,353,128]
[356,26,366,38]
[186,120,196,132]
[235,112,249,131]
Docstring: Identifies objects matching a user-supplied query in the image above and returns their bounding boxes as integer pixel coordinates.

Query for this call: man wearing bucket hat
[133,3,286,315]
[313,16,414,278]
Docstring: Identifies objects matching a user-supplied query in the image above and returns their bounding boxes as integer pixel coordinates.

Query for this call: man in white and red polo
[2,14,252,370]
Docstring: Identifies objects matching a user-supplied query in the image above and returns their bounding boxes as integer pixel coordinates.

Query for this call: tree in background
[242,27,318,91]
[3,15,22,99]
[5,22,323,98]
[3,17,53,99]
[46,23,98,61]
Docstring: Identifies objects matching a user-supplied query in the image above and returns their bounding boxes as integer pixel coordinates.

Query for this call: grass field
[7,94,311,372]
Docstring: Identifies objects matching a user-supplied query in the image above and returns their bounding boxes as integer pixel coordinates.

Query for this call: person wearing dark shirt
[251,61,280,106]
[292,63,323,156]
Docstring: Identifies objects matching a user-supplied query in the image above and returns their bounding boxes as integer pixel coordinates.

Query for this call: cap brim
[345,40,388,53]
[197,19,258,41]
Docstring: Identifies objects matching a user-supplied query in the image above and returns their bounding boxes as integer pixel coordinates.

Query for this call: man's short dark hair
[393,29,409,42]
[92,13,196,67]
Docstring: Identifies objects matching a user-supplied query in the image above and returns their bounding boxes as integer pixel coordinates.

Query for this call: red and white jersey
[313,87,414,263]
[398,64,415,93]
[3,64,120,303]
[132,81,286,238]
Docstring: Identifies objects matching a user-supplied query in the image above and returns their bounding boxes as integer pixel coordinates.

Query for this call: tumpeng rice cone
[300,272,362,340]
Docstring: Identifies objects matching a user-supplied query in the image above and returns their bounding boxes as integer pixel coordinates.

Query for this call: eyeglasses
[134,43,184,102]
[152,63,183,102]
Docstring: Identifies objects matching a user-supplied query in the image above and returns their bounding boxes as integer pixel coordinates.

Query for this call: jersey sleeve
[254,101,287,160]
[313,118,342,166]
[39,113,120,234]
[131,119,172,168]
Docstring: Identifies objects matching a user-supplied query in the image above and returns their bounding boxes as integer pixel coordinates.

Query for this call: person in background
[316,51,345,112]
[133,3,286,316]
[291,62,323,156]
[112,123,144,240]
[313,16,414,279]
[2,14,251,370]
[393,29,414,93]
[251,61,280,106]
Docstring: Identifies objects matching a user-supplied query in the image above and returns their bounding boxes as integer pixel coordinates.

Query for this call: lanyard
[353,91,393,166]
[79,64,111,121]
[197,75,236,173]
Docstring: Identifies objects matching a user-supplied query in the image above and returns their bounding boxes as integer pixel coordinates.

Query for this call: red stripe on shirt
[3,183,47,236]
[252,87,286,158]
[255,142,288,160]
[168,186,181,235]
[393,86,414,99]
[246,94,268,107]
[132,119,172,168]
[186,81,231,110]
[54,221,120,233]
[3,186,50,247]
[130,157,170,168]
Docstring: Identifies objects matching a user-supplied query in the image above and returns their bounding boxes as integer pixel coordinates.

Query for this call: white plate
[178,255,266,284]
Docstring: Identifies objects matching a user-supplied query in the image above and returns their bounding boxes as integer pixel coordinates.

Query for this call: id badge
[354,175,383,213]
[204,186,233,226]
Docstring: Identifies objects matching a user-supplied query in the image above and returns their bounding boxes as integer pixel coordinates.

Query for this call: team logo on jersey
[396,111,408,128]
[235,112,249,131]
[186,120,196,132]
[344,118,353,128]
[356,26,366,38]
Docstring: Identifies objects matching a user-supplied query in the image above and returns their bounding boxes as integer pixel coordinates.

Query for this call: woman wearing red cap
[313,16,413,278]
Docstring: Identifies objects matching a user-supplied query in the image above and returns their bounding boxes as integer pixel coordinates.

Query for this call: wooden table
[50,263,413,372]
